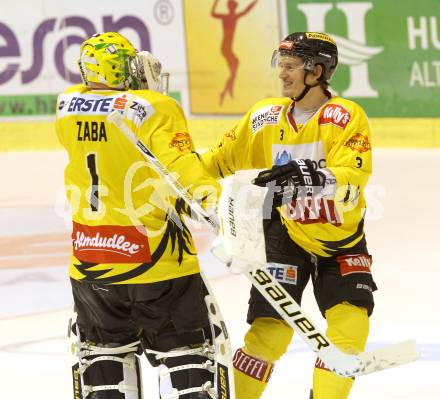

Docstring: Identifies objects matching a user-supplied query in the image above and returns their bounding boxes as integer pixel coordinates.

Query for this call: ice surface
[1,149,439,398]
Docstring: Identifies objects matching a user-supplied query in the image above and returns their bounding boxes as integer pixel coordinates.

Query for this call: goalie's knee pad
[69,320,142,399]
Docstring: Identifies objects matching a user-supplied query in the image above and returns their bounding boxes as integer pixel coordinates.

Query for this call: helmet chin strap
[292,70,321,102]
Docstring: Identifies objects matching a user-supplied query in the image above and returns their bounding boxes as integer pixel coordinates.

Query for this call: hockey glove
[253,159,326,206]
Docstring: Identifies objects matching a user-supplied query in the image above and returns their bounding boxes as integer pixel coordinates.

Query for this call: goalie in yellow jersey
[203,32,378,399]
[56,32,226,399]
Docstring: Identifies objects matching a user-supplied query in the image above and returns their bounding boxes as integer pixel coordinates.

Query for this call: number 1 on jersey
[86,153,99,212]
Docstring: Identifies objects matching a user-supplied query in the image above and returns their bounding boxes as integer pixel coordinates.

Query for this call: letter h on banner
[296,2,383,98]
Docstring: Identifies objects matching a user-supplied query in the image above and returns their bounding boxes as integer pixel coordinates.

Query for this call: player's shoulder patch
[318,100,351,129]
[125,91,156,127]
[344,132,371,153]
[250,98,288,134]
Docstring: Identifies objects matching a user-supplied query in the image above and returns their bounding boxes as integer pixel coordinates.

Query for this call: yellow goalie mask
[78,32,169,93]
[78,32,137,89]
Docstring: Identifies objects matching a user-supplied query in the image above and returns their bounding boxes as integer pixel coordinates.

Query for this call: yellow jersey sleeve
[322,100,372,207]
[129,93,221,208]
[201,100,271,178]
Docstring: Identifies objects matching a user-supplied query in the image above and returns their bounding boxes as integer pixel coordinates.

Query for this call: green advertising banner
[285,0,440,117]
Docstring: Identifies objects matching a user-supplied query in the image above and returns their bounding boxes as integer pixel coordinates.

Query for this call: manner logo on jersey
[336,254,372,276]
[251,105,284,133]
[267,263,298,285]
[344,133,371,153]
[72,222,151,264]
[318,104,351,129]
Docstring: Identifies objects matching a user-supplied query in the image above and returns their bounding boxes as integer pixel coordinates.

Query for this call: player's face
[277,56,306,98]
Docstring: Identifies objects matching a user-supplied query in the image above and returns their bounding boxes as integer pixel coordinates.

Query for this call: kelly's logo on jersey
[344,133,371,153]
[318,104,351,129]
[72,222,151,264]
[169,132,192,152]
[336,254,372,276]
[251,105,284,133]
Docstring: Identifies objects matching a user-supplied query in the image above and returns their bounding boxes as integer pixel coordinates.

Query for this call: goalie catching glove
[211,177,268,274]
[253,159,326,206]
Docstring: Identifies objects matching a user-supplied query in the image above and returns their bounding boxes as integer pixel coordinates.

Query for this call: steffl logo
[297,2,383,98]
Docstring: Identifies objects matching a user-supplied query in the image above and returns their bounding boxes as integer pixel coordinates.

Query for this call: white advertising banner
[0,0,188,97]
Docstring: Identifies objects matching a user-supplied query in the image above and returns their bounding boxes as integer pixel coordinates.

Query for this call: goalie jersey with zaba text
[56,84,219,284]
[202,96,372,257]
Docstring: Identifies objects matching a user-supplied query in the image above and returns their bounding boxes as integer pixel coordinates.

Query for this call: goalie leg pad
[142,328,216,398]
[158,350,216,398]
[70,322,142,399]
[76,351,141,399]
[312,302,369,399]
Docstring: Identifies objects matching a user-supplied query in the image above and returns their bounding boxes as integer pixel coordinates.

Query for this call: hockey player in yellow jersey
[203,32,377,398]
[56,32,226,399]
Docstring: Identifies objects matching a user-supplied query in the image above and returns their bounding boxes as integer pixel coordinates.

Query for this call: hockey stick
[218,178,419,377]
[107,110,419,378]
[107,111,234,399]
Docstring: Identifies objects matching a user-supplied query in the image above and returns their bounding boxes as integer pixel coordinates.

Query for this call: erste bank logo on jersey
[295,2,383,98]
[57,92,154,126]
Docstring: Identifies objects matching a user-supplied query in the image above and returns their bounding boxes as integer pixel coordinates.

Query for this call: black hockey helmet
[271,32,338,82]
